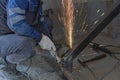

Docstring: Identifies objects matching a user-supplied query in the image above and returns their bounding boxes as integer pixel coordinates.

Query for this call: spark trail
[60,0,75,48]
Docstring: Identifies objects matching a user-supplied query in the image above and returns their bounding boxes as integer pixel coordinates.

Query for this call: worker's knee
[0,34,36,64]
[6,43,35,64]
[6,50,35,64]
[6,36,36,64]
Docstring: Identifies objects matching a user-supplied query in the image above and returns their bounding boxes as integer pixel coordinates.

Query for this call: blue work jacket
[7,0,47,42]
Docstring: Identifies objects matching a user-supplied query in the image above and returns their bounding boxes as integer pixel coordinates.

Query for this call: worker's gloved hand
[38,34,56,51]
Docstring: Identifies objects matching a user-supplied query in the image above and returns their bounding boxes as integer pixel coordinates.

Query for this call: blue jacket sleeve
[7,0,42,42]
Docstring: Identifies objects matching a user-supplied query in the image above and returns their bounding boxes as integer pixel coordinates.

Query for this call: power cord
[89,42,120,61]
[104,45,120,61]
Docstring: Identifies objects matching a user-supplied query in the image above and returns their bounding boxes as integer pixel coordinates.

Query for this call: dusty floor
[71,33,120,80]
[14,25,120,80]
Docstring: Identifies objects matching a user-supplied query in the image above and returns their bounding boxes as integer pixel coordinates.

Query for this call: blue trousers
[0,34,36,64]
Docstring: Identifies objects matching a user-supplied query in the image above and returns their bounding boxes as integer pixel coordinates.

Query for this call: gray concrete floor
[71,34,120,80]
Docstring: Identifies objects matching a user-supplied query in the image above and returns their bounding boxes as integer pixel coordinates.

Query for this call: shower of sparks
[60,0,75,48]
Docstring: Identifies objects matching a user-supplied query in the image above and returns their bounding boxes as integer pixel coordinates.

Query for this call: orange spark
[60,0,75,48]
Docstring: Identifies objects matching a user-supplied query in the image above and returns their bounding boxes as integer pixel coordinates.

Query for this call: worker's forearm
[7,19,42,41]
